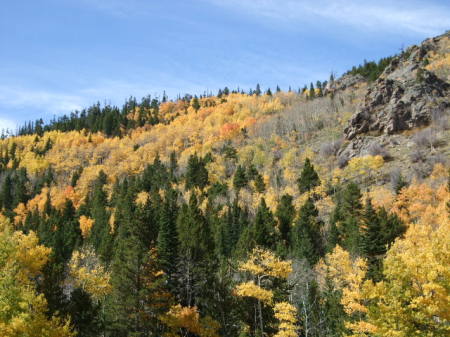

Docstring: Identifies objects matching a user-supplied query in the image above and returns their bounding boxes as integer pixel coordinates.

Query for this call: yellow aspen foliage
[239,247,292,279]
[68,246,112,301]
[391,181,440,224]
[0,216,74,337]
[234,281,274,305]
[430,162,449,180]
[366,214,450,337]
[79,215,95,239]
[13,202,27,226]
[364,186,395,210]
[273,302,298,337]
[135,191,150,207]
[345,155,384,178]
[159,304,220,337]
[316,245,376,337]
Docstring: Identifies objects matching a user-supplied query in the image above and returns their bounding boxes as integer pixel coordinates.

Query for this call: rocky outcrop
[344,33,450,141]
[325,73,365,92]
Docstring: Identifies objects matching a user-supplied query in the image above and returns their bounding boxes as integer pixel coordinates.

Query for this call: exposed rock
[325,73,365,92]
[344,32,450,141]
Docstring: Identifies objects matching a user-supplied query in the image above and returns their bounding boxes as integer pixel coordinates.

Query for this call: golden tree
[234,247,293,336]
[0,215,74,337]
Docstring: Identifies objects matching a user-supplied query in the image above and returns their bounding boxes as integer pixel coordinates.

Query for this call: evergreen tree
[292,197,323,265]
[253,198,277,249]
[176,194,215,307]
[88,171,113,262]
[255,83,261,96]
[157,194,179,279]
[361,199,385,281]
[298,158,320,194]
[185,154,209,190]
[309,82,315,99]
[0,174,12,210]
[329,182,363,256]
[107,187,147,336]
[275,194,295,245]
[191,96,201,111]
[233,165,248,191]
[254,173,266,193]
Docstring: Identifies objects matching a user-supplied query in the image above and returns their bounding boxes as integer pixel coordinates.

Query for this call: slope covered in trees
[0,33,449,337]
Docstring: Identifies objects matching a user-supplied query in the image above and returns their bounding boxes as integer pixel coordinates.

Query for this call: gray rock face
[344,35,450,141]
[326,74,365,92]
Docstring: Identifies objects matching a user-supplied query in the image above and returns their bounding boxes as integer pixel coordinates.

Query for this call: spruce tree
[292,197,323,265]
[253,198,277,249]
[254,173,266,193]
[233,165,248,191]
[157,199,178,278]
[361,199,385,281]
[275,194,295,245]
[298,158,320,194]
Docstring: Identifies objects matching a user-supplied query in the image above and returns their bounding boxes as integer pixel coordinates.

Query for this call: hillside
[0,32,449,337]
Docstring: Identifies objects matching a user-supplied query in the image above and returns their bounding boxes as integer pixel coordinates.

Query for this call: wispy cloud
[206,0,450,36]
[0,118,17,131]
[0,85,84,117]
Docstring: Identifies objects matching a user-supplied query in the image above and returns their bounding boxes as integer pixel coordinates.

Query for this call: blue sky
[1,0,449,130]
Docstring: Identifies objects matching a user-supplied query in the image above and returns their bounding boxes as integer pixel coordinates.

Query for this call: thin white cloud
[0,118,17,131]
[206,0,450,36]
[0,85,84,116]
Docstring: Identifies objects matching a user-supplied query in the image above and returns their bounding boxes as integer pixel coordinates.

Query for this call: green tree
[253,198,277,249]
[275,194,295,245]
[297,158,320,194]
[233,165,248,191]
[292,197,323,265]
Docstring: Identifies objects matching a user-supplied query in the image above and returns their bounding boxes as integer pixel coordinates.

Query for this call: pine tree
[157,197,178,278]
[191,96,201,111]
[332,182,363,256]
[275,194,295,245]
[88,171,113,263]
[186,154,209,190]
[254,173,266,193]
[176,194,215,307]
[297,158,320,194]
[0,174,12,210]
[233,165,248,191]
[361,198,385,281]
[255,84,261,96]
[253,198,277,249]
[309,82,315,99]
[292,197,323,265]
[107,187,147,336]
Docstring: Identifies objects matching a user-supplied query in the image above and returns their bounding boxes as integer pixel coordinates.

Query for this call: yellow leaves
[219,122,241,139]
[135,191,150,207]
[79,216,95,239]
[316,245,375,337]
[391,181,444,224]
[346,155,384,177]
[273,302,298,337]
[68,247,112,301]
[239,247,292,279]
[0,219,74,337]
[365,213,450,336]
[159,304,220,337]
[13,231,51,282]
[235,282,274,304]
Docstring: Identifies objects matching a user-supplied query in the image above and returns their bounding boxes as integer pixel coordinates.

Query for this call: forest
[0,40,449,337]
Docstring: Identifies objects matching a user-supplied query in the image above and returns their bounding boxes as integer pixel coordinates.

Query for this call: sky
[1,0,449,131]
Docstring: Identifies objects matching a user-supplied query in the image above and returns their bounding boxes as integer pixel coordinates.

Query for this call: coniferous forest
[0,30,450,337]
